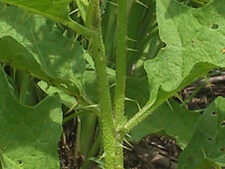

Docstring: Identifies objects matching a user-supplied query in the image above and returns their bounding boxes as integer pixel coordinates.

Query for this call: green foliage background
[0,0,224,168]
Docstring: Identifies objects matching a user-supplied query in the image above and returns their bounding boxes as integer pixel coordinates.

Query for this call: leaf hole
[211,24,219,30]
[18,160,23,165]
[207,137,212,142]
[219,147,224,152]
[186,1,208,8]
[211,112,217,116]
[3,65,11,76]
[162,42,167,48]
[220,120,225,127]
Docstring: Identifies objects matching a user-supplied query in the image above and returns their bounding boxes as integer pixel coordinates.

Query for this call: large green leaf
[0,0,93,38]
[144,0,225,108]
[0,67,62,169]
[0,4,85,94]
[0,0,72,26]
[178,97,225,169]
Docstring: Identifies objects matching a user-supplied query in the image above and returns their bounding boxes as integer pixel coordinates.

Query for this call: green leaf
[38,81,77,108]
[0,0,93,38]
[0,0,70,20]
[74,0,88,22]
[102,0,117,60]
[0,4,86,94]
[0,66,62,169]
[127,0,157,71]
[144,0,225,108]
[125,74,150,113]
[178,97,225,169]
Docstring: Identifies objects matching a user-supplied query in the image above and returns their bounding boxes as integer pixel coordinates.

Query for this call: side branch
[123,93,176,136]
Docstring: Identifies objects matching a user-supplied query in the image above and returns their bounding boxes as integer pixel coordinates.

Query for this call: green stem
[123,102,154,135]
[87,0,119,168]
[91,33,117,169]
[18,72,30,104]
[113,1,128,168]
[122,92,176,136]
[63,17,94,38]
[114,0,128,128]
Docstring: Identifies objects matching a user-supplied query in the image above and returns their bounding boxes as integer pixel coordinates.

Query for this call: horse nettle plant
[0,0,225,169]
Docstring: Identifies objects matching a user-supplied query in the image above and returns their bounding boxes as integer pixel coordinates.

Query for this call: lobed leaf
[144,0,225,109]
[0,66,62,169]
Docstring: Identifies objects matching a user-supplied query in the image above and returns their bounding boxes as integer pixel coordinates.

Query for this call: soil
[124,135,181,169]
[58,72,225,169]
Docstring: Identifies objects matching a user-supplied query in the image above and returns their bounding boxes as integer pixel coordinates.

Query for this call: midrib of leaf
[0,0,94,38]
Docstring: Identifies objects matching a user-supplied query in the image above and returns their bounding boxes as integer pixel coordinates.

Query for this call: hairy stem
[91,32,117,169]
[123,102,154,134]
[87,0,121,168]
[113,0,128,168]
[114,0,128,128]
[123,92,176,136]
